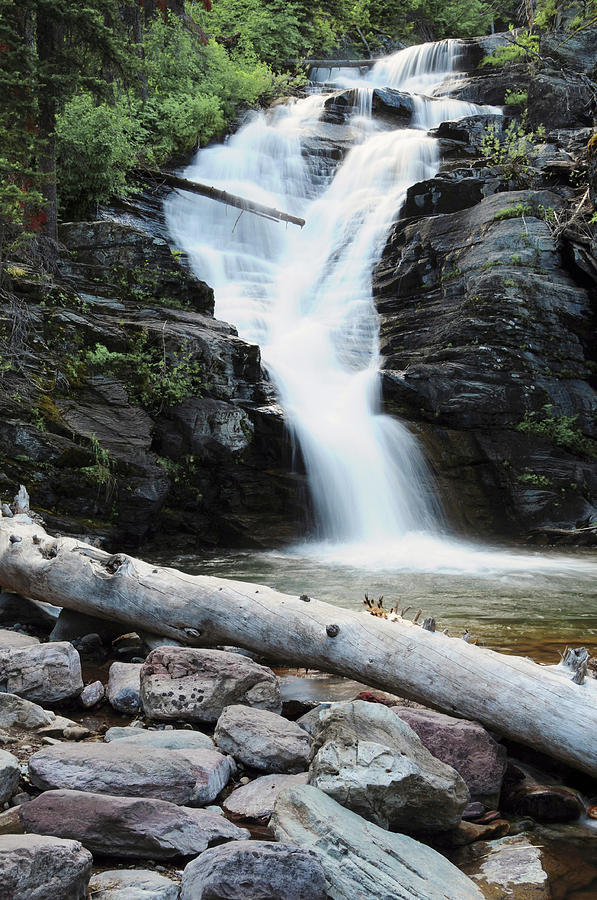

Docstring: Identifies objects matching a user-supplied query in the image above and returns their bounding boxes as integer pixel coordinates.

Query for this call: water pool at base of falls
[165,39,597,646]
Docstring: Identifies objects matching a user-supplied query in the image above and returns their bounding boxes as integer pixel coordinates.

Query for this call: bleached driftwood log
[1,516,597,776]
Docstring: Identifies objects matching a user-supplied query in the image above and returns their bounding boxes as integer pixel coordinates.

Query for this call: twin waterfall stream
[166,39,597,636]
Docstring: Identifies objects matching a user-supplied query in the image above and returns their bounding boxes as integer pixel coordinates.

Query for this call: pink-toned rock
[19,789,249,858]
[393,708,506,807]
[223,773,309,821]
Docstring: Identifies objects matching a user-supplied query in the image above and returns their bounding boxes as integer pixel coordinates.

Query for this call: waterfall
[165,40,500,560]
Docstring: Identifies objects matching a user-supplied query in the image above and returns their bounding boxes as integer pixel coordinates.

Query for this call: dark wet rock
[222,773,309,820]
[375,188,597,537]
[50,608,124,644]
[393,708,507,807]
[271,784,484,899]
[141,647,282,724]
[214,705,311,773]
[18,789,248,858]
[180,840,327,900]
[0,833,92,900]
[28,743,234,806]
[502,782,585,823]
[107,662,142,714]
[0,642,83,703]
[0,593,57,630]
[89,869,180,900]
[308,700,469,833]
[526,74,594,131]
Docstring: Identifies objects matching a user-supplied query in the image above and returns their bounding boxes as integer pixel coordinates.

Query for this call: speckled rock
[140,647,282,723]
[0,833,92,900]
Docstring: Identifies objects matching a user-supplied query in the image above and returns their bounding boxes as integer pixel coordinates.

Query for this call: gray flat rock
[223,773,309,820]
[28,743,234,806]
[107,728,215,751]
[0,693,54,730]
[271,784,485,900]
[89,869,180,899]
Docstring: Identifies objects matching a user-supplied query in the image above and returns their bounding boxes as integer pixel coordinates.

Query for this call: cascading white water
[165,40,505,565]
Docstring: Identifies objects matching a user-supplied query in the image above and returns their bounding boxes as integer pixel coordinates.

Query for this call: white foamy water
[165,40,596,577]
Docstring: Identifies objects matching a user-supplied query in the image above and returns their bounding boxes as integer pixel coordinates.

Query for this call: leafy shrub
[516,405,597,458]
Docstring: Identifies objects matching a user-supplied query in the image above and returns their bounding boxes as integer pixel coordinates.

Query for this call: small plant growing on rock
[480,119,544,185]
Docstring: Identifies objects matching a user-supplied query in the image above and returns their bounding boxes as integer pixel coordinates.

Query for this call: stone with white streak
[89,869,180,900]
[271,784,485,900]
[0,642,83,703]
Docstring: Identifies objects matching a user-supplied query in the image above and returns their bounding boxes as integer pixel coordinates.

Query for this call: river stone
[104,724,145,741]
[214,705,311,773]
[140,647,282,723]
[90,869,180,900]
[0,593,58,629]
[0,833,92,899]
[107,661,142,714]
[0,641,83,702]
[180,840,327,900]
[28,743,234,806]
[80,679,105,708]
[0,750,19,804]
[19,789,249,858]
[309,700,469,832]
[223,773,309,820]
[0,629,39,649]
[0,692,54,729]
[106,727,214,751]
[271,784,485,900]
[50,608,123,643]
[393,707,507,806]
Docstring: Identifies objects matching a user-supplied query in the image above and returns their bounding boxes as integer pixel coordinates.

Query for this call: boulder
[309,700,469,832]
[271,784,484,900]
[180,840,327,900]
[89,869,180,900]
[0,693,54,730]
[106,727,215,751]
[50,608,123,643]
[214,705,311,773]
[104,724,144,741]
[393,708,506,806]
[0,750,19,804]
[223,773,309,820]
[140,647,282,723]
[0,641,83,702]
[107,661,142,714]
[0,833,92,900]
[0,593,58,629]
[453,834,551,899]
[80,680,105,708]
[0,629,39,649]
[28,743,234,806]
[18,789,249,858]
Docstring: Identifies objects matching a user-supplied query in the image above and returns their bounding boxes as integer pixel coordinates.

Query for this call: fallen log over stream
[1,515,596,777]
[137,168,306,228]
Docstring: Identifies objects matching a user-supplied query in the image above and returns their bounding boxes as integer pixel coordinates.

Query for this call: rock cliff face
[0,215,304,548]
[374,33,597,538]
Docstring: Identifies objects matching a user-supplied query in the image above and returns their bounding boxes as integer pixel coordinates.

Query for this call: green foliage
[493,203,533,221]
[516,405,597,459]
[504,89,528,106]
[481,29,539,67]
[516,469,552,487]
[84,334,204,409]
[480,119,545,184]
[80,434,117,498]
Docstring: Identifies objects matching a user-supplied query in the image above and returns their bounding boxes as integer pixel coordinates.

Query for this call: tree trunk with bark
[1,516,596,777]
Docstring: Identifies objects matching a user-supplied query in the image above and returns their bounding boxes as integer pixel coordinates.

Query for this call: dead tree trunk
[139,169,305,227]
[1,516,596,777]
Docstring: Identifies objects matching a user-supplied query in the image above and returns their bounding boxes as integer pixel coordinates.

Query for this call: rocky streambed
[0,549,597,898]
